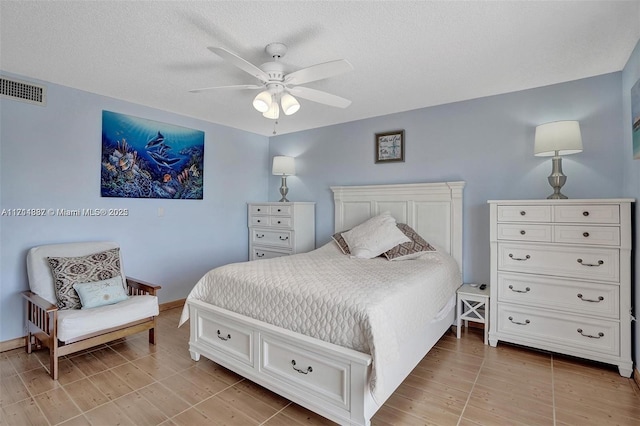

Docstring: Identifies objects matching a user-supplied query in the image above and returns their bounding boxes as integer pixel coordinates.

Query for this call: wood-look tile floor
[1,308,639,425]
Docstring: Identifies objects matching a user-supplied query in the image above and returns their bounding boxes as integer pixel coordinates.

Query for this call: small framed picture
[375,130,404,163]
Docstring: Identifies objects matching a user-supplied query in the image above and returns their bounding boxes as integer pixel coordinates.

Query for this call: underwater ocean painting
[101,111,205,199]
[632,78,640,160]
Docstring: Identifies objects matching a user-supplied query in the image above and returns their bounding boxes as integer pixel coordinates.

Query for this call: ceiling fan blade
[189,84,262,93]
[288,86,352,108]
[285,59,353,85]
[207,47,270,82]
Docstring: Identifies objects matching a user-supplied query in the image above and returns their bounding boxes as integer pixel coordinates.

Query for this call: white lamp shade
[272,156,295,176]
[263,101,280,119]
[281,93,300,115]
[534,120,583,157]
[252,90,272,113]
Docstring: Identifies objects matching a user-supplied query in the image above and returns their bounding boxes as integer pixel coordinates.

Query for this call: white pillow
[341,212,411,259]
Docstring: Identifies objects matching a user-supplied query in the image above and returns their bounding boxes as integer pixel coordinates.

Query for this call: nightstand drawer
[497,205,551,222]
[496,304,619,356]
[498,243,619,282]
[251,229,293,248]
[554,204,619,224]
[497,224,552,242]
[554,225,620,246]
[497,273,619,318]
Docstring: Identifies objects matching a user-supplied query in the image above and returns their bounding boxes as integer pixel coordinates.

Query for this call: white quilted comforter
[179,242,461,401]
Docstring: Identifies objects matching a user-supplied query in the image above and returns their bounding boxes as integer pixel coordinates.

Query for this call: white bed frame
[187,181,464,425]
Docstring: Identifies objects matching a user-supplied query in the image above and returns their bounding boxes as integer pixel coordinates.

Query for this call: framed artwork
[375,130,404,163]
[101,110,205,199]
[632,78,640,160]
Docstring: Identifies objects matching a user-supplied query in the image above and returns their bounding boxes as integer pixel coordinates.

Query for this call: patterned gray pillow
[384,223,436,260]
[331,231,351,255]
[47,248,122,310]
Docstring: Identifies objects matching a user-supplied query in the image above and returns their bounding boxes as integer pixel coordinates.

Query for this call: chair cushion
[73,276,129,309]
[56,295,159,342]
[47,248,122,310]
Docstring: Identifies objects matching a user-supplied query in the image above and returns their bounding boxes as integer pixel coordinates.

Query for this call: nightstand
[456,284,490,344]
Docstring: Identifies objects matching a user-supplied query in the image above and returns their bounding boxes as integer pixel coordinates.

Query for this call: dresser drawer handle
[257,208,261,212]
[291,360,313,374]
[577,259,604,267]
[508,285,530,293]
[256,252,264,258]
[583,211,590,217]
[577,329,604,339]
[277,208,282,212]
[256,219,261,223]
[279,236,289,241]
[508,254,530,261]
[520,211,526,216]
[277,220,281,224]
[577,294,604,303]
[520,230,526,235]
[508,316,530,326]
[256,234,265,239]
[583,232,589,237]
[217,330,231,341]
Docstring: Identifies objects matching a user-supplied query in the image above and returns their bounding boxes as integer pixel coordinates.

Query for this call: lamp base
[278,176,289,202]
[546,156,568,199]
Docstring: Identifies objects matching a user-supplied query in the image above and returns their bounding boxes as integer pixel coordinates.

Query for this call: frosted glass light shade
[281,93,300,115]
[252,90,272,113]
[534,121,583,157]
[263,101,280,119]
[272,156,295,176]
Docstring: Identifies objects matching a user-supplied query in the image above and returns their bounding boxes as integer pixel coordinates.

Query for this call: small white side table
[456,284,490,344]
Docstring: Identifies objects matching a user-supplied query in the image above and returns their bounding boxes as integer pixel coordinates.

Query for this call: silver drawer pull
[520,211,526,216]
[217,330,231,341]
[577,259,603,267]
[583,232,589,238]
[279,236,289,241]
[256,234,265,238]
[520,230,526,235]
[577,328,604,339]
[508,285,530,293]
[509,254,530,261]
[508,316,530,326]
[256,252,264,258]
[577,294,604,303]
[291,360,313,374]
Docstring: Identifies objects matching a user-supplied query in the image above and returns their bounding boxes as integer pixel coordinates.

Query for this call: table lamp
[272,156,295,202]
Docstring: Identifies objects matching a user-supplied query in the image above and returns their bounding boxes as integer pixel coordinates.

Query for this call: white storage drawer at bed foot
[497,273,619,318]
[251,247,291,260]
[251,229,293,248]
[498,243,620,282]
[554,204,620,224]
[194,310,254,367]
[496,304,619,356]
[260,334,350,410]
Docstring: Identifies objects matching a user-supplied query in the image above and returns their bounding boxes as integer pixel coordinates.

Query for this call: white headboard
[331,181,464,271]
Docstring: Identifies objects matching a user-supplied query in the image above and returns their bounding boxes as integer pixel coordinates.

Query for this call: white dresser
[248,202,315,260]
[488,199,633,376]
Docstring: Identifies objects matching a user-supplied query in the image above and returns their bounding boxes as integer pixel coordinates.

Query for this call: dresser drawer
[194,310,254,367]
[270,205,291,215]
[260,335,350,410]
[496,304,619,356]
[497,273,619,318]
[498,243,619,282]
[269,216,292,227]
[250,216,269,226]
[554,225,620,246]
[251,229,293,248]
[251,247,290,260]
[250,205,270,215]
[497,205,551,222]
[497,224,552,242]
[554,204,619,224]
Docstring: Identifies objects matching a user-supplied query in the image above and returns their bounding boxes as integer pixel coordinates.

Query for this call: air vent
[0,76,46,106]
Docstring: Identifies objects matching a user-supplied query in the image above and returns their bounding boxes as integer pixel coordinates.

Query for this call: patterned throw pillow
[332,231,351,255]
[384,223,436,261]
[47,248,122,310]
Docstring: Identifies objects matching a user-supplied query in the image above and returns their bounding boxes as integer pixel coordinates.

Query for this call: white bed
[182,181,464,425]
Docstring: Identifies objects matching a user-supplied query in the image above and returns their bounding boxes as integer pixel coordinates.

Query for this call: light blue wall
[0,73,270,341]
[622,39,640,369]
[269,73,625,286]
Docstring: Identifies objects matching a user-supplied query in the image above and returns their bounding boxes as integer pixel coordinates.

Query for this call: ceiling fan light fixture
[263,101,280,119]
[252,90,272,113]
[281,93,300,116]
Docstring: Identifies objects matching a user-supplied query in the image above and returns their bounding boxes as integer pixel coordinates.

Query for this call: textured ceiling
[1,1,639,136]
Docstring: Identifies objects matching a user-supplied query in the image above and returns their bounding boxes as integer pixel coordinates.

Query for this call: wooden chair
[23,241,161,379]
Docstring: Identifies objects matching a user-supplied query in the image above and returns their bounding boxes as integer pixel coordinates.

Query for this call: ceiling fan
[189,43,353,120]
